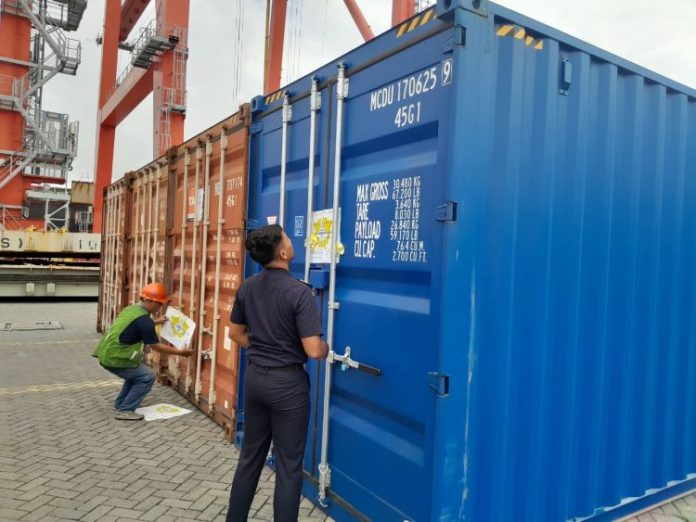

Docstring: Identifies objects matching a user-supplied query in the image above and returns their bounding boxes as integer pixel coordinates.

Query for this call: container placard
[186,188,204,221]
[309,209,344,264]
[160,307,197,349]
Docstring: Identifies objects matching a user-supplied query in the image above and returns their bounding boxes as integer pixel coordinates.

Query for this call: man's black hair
[245,224,284,266]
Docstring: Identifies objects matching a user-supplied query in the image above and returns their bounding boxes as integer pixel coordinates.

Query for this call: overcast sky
[39,0,696,185]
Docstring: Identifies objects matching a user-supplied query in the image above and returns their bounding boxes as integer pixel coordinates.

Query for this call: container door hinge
[443,26,466,52]
[428,372,450,397]
[435,201,458,222]
[560,58,573,96]
[454,26,466,47]
[250,123,264,135]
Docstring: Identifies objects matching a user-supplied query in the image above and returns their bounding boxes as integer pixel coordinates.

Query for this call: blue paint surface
[242,1,696,520]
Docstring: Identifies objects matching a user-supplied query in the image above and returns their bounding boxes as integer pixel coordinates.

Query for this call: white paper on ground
[135,403,192,421]
[159,307,196,350]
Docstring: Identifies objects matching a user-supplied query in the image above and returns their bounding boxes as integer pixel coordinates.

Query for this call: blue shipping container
[243,0,696,520]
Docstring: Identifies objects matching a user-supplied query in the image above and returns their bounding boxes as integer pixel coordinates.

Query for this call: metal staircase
[114,19,188,156]
[0,0,84,191]
[43,0,88,32]
[132,20,180,69]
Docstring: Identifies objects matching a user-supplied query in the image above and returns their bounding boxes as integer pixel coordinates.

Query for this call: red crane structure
[92,0,419,233]
[93,0,190,233]
[0,0,85,230]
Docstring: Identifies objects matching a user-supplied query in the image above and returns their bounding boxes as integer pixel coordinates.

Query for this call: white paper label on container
[224,400,229,410]
[294,215,304,237]
[196,188,205,221]
[186,188,205,221]
[309,208,344,264]
[160,307,197,350]
[214,181,221,196]
[224,326,231,350]
[267,216,278,225]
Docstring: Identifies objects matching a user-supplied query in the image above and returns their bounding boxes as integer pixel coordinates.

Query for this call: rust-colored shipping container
[97,106,250,439]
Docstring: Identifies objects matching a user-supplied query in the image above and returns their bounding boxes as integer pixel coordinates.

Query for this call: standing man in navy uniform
[226,225,327,522]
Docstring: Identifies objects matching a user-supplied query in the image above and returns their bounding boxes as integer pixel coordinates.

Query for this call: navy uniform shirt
[119,312,159,346]
[231,268,322,367]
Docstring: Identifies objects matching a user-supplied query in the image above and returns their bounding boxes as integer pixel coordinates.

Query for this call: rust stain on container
[97,107,250,438]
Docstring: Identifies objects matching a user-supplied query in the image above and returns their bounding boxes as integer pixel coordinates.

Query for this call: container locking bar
[279,94,292,227]
[329,346,382,377]
[303,78,321,283]
[319,63,348,508]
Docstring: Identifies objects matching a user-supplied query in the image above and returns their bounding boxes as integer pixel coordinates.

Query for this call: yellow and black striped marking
[264,90,286,105]
[496,24,544,50]
[396,8,436,38]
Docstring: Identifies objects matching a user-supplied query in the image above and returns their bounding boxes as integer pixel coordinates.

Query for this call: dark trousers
[227,364,310,522]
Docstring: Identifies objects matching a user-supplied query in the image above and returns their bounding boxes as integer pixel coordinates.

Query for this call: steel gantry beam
[119,0,151,42]
[392,0,417,26]
[264,0,288,96]
[343,0,375,41]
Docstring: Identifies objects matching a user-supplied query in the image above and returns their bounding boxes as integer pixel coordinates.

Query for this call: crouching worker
[93,282,194,421]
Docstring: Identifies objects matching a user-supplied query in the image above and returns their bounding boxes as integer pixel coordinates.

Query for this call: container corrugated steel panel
[127,164,169,307]
[245,1,696,520]
[97,107,251,439]
[125,163,171,377]
[98,178,131,332]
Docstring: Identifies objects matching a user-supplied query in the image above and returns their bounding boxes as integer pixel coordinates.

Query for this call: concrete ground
[3,300,692,522]
[621,494,696,522]
[0,300,330,522]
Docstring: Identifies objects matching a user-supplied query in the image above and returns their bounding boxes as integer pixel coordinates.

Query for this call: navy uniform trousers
[226,363,310,522]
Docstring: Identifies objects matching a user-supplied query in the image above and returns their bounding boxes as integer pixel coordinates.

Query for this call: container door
[169,121,247,433]
[98,181,130,332]
[314,38,454,521]
[245,87,332,467]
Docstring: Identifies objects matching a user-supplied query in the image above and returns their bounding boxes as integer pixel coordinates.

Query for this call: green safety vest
[92,304,150,368]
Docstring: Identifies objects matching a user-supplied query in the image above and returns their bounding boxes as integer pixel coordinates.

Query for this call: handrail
[108,20,187,100]
[0,204,26,231]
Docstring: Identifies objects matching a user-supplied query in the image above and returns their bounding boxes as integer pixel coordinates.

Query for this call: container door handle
[328,346,383,377]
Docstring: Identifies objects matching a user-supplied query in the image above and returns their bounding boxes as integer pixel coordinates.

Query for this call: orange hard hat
[140,282,168,304]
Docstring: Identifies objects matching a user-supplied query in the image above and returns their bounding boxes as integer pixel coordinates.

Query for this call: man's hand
[153,317,168,326]
[149,343,193,357]
[229,323,250,348]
